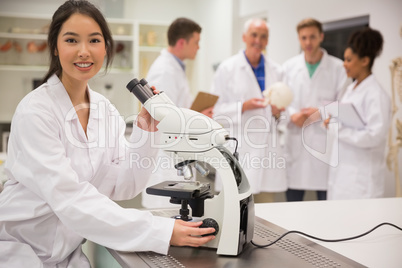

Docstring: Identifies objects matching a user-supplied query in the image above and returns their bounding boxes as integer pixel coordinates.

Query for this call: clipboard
[326,102,365,129]
[190,91,219,112]
[338,102,365,129]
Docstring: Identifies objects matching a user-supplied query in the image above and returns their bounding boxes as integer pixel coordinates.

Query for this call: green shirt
[306,61,320,78]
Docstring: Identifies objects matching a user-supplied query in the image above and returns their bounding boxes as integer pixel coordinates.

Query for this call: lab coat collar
[161,49,185,71]
[300,48,329,64]
[170,51,186,71]
[243,50,265,69]
[238,50,268,68]
[299,48,329,79]
[352,74,375,92]
[47,74,104,122]
[317,48,330,68]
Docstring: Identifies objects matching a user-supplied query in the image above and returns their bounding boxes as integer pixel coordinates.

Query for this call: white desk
[255,198,402,268]
[108,198,402,267]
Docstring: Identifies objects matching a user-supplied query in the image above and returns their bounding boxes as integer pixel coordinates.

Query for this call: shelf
[113,35,135,42]
[139,46,164,52]
[0,65,48,72]
[0,32,47,40]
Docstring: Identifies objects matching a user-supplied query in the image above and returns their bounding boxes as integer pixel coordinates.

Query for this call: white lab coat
[327,75,391,199]
[283,49,347,190]
[211,51,287,194]
[0,75,175,268]
[142,49,193,208]
[146,48,193,108]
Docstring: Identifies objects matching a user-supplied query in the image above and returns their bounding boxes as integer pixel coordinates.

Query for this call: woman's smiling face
[56,13,106,84]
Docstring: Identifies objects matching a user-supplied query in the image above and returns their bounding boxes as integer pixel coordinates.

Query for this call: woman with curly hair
[326,27,391,200]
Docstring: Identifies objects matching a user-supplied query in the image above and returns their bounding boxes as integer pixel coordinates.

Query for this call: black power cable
[225,137,239,160]
[251,222,402,248]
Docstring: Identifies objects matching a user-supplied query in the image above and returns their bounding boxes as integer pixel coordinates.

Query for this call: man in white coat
[142,18,213,208]
[283,18,348,201]
[211,18,287,203]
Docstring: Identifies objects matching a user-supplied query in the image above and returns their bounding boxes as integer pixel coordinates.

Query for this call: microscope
[126,78,254,256]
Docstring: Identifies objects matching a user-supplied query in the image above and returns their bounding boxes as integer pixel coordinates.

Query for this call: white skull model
[263,82,293,109]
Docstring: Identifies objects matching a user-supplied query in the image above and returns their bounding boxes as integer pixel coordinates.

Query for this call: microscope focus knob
[200,218,219,236]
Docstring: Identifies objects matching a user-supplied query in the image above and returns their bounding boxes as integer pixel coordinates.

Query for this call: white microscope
[126,78,254,256]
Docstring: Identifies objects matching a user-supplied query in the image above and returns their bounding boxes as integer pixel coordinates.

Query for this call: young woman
[0,1,215,267]
[326,27,391,200]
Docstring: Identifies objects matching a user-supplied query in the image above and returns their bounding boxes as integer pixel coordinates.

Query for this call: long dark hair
[42,0,114,83]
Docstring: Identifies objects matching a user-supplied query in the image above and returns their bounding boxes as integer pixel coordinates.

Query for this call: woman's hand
[323,115,331,129]
[170,220,216,247]
[136,107,158,132]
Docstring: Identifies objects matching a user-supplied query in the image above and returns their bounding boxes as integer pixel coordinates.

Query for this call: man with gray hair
[210,18,287,203]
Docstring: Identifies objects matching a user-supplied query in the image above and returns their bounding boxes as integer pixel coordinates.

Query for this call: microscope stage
[146,181,211,200]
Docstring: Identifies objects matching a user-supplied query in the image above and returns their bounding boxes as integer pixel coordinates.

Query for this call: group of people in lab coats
[0,0,391,266]
[143,16,390,205]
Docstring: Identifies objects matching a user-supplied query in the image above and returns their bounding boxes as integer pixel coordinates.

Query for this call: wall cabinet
[0,14,49,71]
[0,13,138,72]
[0,13,168,123]
[135,21,169,78]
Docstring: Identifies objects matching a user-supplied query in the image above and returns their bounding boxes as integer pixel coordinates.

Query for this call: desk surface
[255,197,402,268]
[109,198,402,268]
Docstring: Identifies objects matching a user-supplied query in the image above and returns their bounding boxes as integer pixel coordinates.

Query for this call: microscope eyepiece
[126,78,140,93]
[126,78,154,104]
[139,78,148,86]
